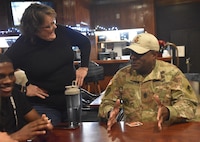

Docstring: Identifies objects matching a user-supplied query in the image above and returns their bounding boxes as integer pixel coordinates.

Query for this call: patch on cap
[126,33,160,54]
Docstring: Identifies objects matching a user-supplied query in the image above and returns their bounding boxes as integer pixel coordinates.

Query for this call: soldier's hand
[153,95,169,131]
[107,99,121,131]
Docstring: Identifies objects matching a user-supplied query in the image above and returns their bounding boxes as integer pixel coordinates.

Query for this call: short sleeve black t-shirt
[0,87,33,134]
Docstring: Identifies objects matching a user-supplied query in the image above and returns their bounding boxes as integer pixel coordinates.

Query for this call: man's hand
[153,95,169,131]
[107,99,121,131]
[10,114,53,141]
[26,84,49,99]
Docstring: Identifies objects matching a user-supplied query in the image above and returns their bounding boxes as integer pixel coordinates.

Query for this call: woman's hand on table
[26,84,49,99]
[76,67,88,86]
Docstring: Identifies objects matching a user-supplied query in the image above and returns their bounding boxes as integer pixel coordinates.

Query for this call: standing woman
[5,3,91,125]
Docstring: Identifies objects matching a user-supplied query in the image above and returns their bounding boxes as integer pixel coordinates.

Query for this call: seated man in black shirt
[0,54,53,141]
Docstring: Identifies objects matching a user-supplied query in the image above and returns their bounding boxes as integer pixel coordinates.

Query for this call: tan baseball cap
[126,33,160,54]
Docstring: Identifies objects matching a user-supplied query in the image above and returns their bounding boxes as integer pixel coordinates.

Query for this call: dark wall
[0,0,12,30]
[0,0,90,30]
[156,2,200,73]
[90,0,156,35]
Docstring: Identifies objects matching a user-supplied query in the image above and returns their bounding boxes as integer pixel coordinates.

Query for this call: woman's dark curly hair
[20,3,56,40]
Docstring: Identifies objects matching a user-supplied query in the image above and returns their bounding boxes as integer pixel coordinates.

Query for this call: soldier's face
[130,50,157,75]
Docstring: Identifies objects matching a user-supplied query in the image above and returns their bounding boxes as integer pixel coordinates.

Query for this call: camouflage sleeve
[98,69,125,119]
[165,71,198,124]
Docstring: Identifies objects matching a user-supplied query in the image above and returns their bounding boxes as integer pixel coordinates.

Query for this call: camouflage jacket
[98,60,198,124]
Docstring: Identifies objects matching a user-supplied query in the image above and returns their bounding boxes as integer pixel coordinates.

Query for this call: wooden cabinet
[55,0,90,26]
[90,0,156,34]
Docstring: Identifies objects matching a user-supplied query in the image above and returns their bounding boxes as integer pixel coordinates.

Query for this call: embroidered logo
[133,35,141,44]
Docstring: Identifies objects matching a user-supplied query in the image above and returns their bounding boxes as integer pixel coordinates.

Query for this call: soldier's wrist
[107,109,113,119]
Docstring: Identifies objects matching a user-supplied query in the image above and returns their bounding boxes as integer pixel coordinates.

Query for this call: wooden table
[33,122,200,142]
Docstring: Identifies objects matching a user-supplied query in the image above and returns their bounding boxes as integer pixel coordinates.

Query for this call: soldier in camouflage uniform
[98,33,198,130]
